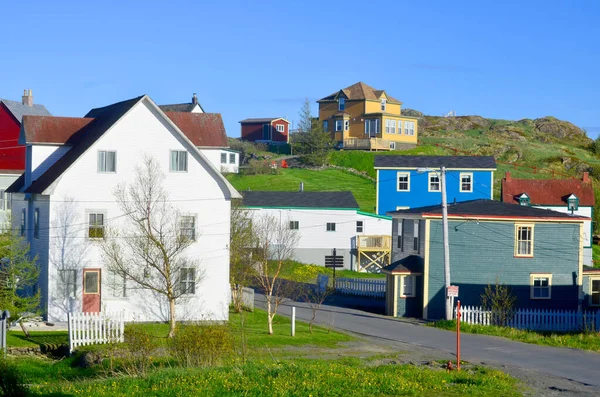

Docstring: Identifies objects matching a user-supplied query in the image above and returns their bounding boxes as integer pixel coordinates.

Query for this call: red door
[83,269,101,313]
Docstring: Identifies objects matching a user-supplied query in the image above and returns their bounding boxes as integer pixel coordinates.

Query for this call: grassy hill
[226,169,376,212]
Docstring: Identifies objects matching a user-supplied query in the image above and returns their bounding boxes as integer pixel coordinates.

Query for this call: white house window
[428,173,440,192]
[229,153,236,164]
[221,153,227,164]
[335,120,343,132]
[289,221,299,230]
[0,190,11,211]
[88,213,105,239]
[98,151,117,173]
[590,278,600,306]
[180,268,196,294]
[397,172,410,192]
[180,216,196,241]
[460,173,473,192]
[276,124,285,132]
[400,275,416,298]
[58,269,76,298]
[170,150,188,172]
[530,274,551,299]
[326,222,336,232]
[404,121,415,136]
[381,99,387,112]
[397,121,403,135]
[108,270,127,298]
[389,142,396,150]
[344,120,350,131]
[323,120,329,131]
[385,119,396,134]
[356,221,363,233]
[20,209,25,236]
[515,224,534,257]
[338,98,345,111]
[34,208,40,239]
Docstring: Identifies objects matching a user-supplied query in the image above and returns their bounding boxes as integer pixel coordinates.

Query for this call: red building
[0,90,51,172]
[239,118,290,143]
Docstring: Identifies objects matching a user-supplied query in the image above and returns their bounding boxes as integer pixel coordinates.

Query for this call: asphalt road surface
[256,295,600,389]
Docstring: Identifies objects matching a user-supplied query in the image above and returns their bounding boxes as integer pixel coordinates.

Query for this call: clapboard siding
[426,220,581,320]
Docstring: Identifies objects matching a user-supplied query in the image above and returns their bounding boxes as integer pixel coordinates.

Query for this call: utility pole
[440,166,452,320]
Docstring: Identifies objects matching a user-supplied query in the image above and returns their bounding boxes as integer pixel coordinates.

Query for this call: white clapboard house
[159,94,239,173]
[241,190,392,272]
[7,95,240,322]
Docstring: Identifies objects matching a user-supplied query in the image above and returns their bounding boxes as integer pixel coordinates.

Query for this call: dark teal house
[383,200,589,320]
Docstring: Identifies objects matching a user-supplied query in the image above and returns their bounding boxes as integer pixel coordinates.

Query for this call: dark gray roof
[241,191,359,209]
[239,118,285,124]
[374,155,496,169]
[386,199,589,220]
[159,103,204,113]
[7,96,144,194]
[0,99,51,122]
[382,255,424,274]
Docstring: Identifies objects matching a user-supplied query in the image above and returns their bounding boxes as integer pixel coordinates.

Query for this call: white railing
[335,278,386,298]
[456,305,600,332]
[68,311,125,353]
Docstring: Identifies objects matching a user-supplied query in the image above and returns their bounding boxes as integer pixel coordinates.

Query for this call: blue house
[374,155,497,216]
[382,200,589,320]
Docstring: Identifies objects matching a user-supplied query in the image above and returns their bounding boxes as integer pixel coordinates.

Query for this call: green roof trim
[357,210,392,220]
[243,206,358,211]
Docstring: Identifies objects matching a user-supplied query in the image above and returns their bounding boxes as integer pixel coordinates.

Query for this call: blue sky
[2,0,599,137]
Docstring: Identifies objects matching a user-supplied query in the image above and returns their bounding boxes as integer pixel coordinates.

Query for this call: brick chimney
[192,93,198,105]
[505,171,511,181]
[22,89,33,106]
[583,172,590,183]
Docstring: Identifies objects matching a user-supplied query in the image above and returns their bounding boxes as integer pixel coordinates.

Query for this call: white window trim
[335,120,343,132]
[180,268,196,295]
[344,120,350,131]
[180,215,197,241]
[590,276,600,306]
[229,153,236,164]
[400,275,416,298]
[87,211,107,240]
[530,273,552,300]
[459,172,473,193]
[97,150,117,173]
[381,99,387,112]
[397,121,403,135]
[220,153,227,164]
[397,172,410,192]
[389,142,396,150]
[170,150,188,172]
[276,124,285,132]
[515,223,534,257]
[428,172,441,192]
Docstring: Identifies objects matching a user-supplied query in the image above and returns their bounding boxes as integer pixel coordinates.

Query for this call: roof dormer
[518,193,530,206]
[567,194,579,212]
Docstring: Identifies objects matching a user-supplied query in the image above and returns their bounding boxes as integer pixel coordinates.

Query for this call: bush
[0,358,27,397]
[245,159,280,175]
[480,281,516,326]
[170,323,232,367]
[122,324,157,375]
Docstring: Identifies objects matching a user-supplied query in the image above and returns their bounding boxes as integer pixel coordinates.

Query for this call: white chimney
[22,89,33,106]
[192,93,198,104]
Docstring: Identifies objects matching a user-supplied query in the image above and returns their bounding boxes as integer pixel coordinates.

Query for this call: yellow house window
[381,99,387,112]
[385,119,396,134]
[515,224,534,257]
[398,121,403,135]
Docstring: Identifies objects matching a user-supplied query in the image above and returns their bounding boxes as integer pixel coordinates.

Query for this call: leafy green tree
[292,98,333,166]
[0,233,40,337]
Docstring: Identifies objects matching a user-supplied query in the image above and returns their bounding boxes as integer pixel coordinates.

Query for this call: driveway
[256,295,600,390]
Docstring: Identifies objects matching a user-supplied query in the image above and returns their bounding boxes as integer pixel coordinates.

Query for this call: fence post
[291,307,296,337]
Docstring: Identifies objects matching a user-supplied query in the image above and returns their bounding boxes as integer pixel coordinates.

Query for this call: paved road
[256,295,600,388]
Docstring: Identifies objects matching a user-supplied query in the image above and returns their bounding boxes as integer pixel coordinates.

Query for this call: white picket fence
[456,305,600,332]
[68,311,125,353]
[335,278,386,298]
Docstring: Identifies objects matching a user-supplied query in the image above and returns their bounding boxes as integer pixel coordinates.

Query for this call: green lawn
[593,244,600,267]
[29,359,520,397]
[278,260,385,284]
[7,330,68,348]
[226,168,376,212]
[432,320,600,353]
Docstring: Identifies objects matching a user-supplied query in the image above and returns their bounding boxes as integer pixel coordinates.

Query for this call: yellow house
[317,82,418,151]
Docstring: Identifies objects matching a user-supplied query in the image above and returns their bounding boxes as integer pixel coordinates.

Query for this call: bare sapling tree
[252,214,299,334]
[102,155,203,338]
[229,200,257,312]
[299,278,333,333]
